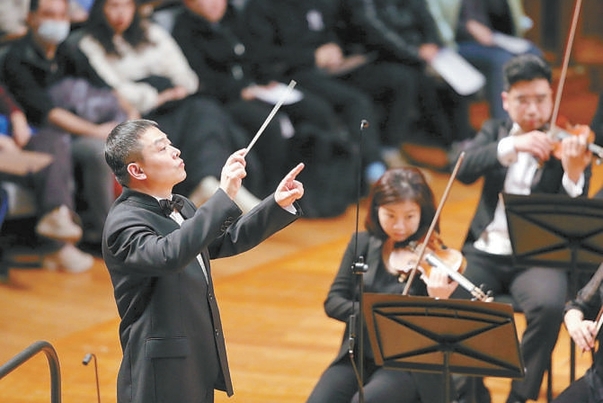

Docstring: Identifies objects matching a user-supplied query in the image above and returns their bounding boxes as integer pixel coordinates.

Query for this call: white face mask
[37,19,70,45]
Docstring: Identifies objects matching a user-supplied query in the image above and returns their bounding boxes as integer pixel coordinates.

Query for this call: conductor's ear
[127,162,146,180]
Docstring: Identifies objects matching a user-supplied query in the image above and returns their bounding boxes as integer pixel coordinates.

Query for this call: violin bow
[402,152,465,296]
[550,0,582,133]
[595,306,603,338]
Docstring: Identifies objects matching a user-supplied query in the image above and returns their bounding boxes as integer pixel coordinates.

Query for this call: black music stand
[363,293,525,403]
[503,193,603,382]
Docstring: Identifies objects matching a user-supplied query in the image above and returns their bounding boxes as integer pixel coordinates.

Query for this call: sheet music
[430,48,486,96]
[492,32,532,54]
[247,82,303,105]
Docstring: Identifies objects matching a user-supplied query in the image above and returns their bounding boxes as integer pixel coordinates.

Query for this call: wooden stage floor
[2,161,603,402]
[1,89,603,402]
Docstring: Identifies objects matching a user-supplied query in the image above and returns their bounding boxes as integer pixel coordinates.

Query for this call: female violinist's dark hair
[503,54,552,91]
[83,0,151,56]
[364,167,438,242]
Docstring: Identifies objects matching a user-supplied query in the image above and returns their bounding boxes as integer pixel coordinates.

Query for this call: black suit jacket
[456,118,591,246]
[102,187,299,403]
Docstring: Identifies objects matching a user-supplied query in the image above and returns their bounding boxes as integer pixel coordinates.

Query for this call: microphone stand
[83,353,101,403]
[349,120,369,403]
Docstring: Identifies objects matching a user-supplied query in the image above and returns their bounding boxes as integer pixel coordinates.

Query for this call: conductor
[101,119,304,403]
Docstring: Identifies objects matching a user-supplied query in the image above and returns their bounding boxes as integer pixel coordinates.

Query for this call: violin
[389,234,493,302]
[394,152,493,302]
[549,116,603,163]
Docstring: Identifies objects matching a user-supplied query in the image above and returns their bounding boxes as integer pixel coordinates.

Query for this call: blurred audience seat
[0,182,37,220]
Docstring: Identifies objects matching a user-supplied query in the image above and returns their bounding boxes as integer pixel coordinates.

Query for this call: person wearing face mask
[2,0,132,264]
[0,0,92,42]
[36,14,70,44]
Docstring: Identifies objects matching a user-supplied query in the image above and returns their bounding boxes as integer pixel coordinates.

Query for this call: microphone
[82,353,101,403]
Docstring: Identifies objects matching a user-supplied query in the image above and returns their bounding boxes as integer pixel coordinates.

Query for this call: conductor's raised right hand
[275,163,305,208]
[220,149,248,201]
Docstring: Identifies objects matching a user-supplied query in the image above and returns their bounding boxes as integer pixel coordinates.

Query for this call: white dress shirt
[474,123,585,255]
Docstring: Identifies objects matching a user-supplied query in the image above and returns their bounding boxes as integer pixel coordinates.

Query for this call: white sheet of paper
[430,48,486,96]
[492,32,532,54]
[248,83,304,105]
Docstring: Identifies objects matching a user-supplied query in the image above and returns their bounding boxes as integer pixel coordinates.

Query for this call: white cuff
[498,136,517,166]
[562,173,585,197]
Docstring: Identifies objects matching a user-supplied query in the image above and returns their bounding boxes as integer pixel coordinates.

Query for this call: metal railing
[0,340,61,403]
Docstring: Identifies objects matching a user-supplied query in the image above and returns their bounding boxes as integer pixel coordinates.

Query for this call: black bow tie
[159,195,185,217]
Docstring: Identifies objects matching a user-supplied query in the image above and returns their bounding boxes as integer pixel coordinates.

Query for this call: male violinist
[450,54,592,403]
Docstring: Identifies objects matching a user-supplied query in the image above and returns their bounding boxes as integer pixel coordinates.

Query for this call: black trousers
[307,356,448,403]
[452,245,568,400]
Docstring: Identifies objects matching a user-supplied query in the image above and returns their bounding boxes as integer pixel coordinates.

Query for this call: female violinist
[306,167,460,403]
[552,262,603,403]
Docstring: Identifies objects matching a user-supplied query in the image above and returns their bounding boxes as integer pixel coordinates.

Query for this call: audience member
[241,0,407,187]
[77,0,263,211]
[0,0,94,41]
[451,54,592,403]
[340,0,474,150]
[102,119,304,403]
[2,0,124,253]
[450,0,542,120]
[0,82,93,273]
[69,0,92,24]
[0,0,29,40]
[172,0,351,195]
[306,167,459,403]
[551,262,603,403]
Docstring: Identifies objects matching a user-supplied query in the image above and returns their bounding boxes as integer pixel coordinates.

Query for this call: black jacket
[344,0,443,65]
[102,187,299,402]
[173,5,260,103]
[242,0,341,79]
